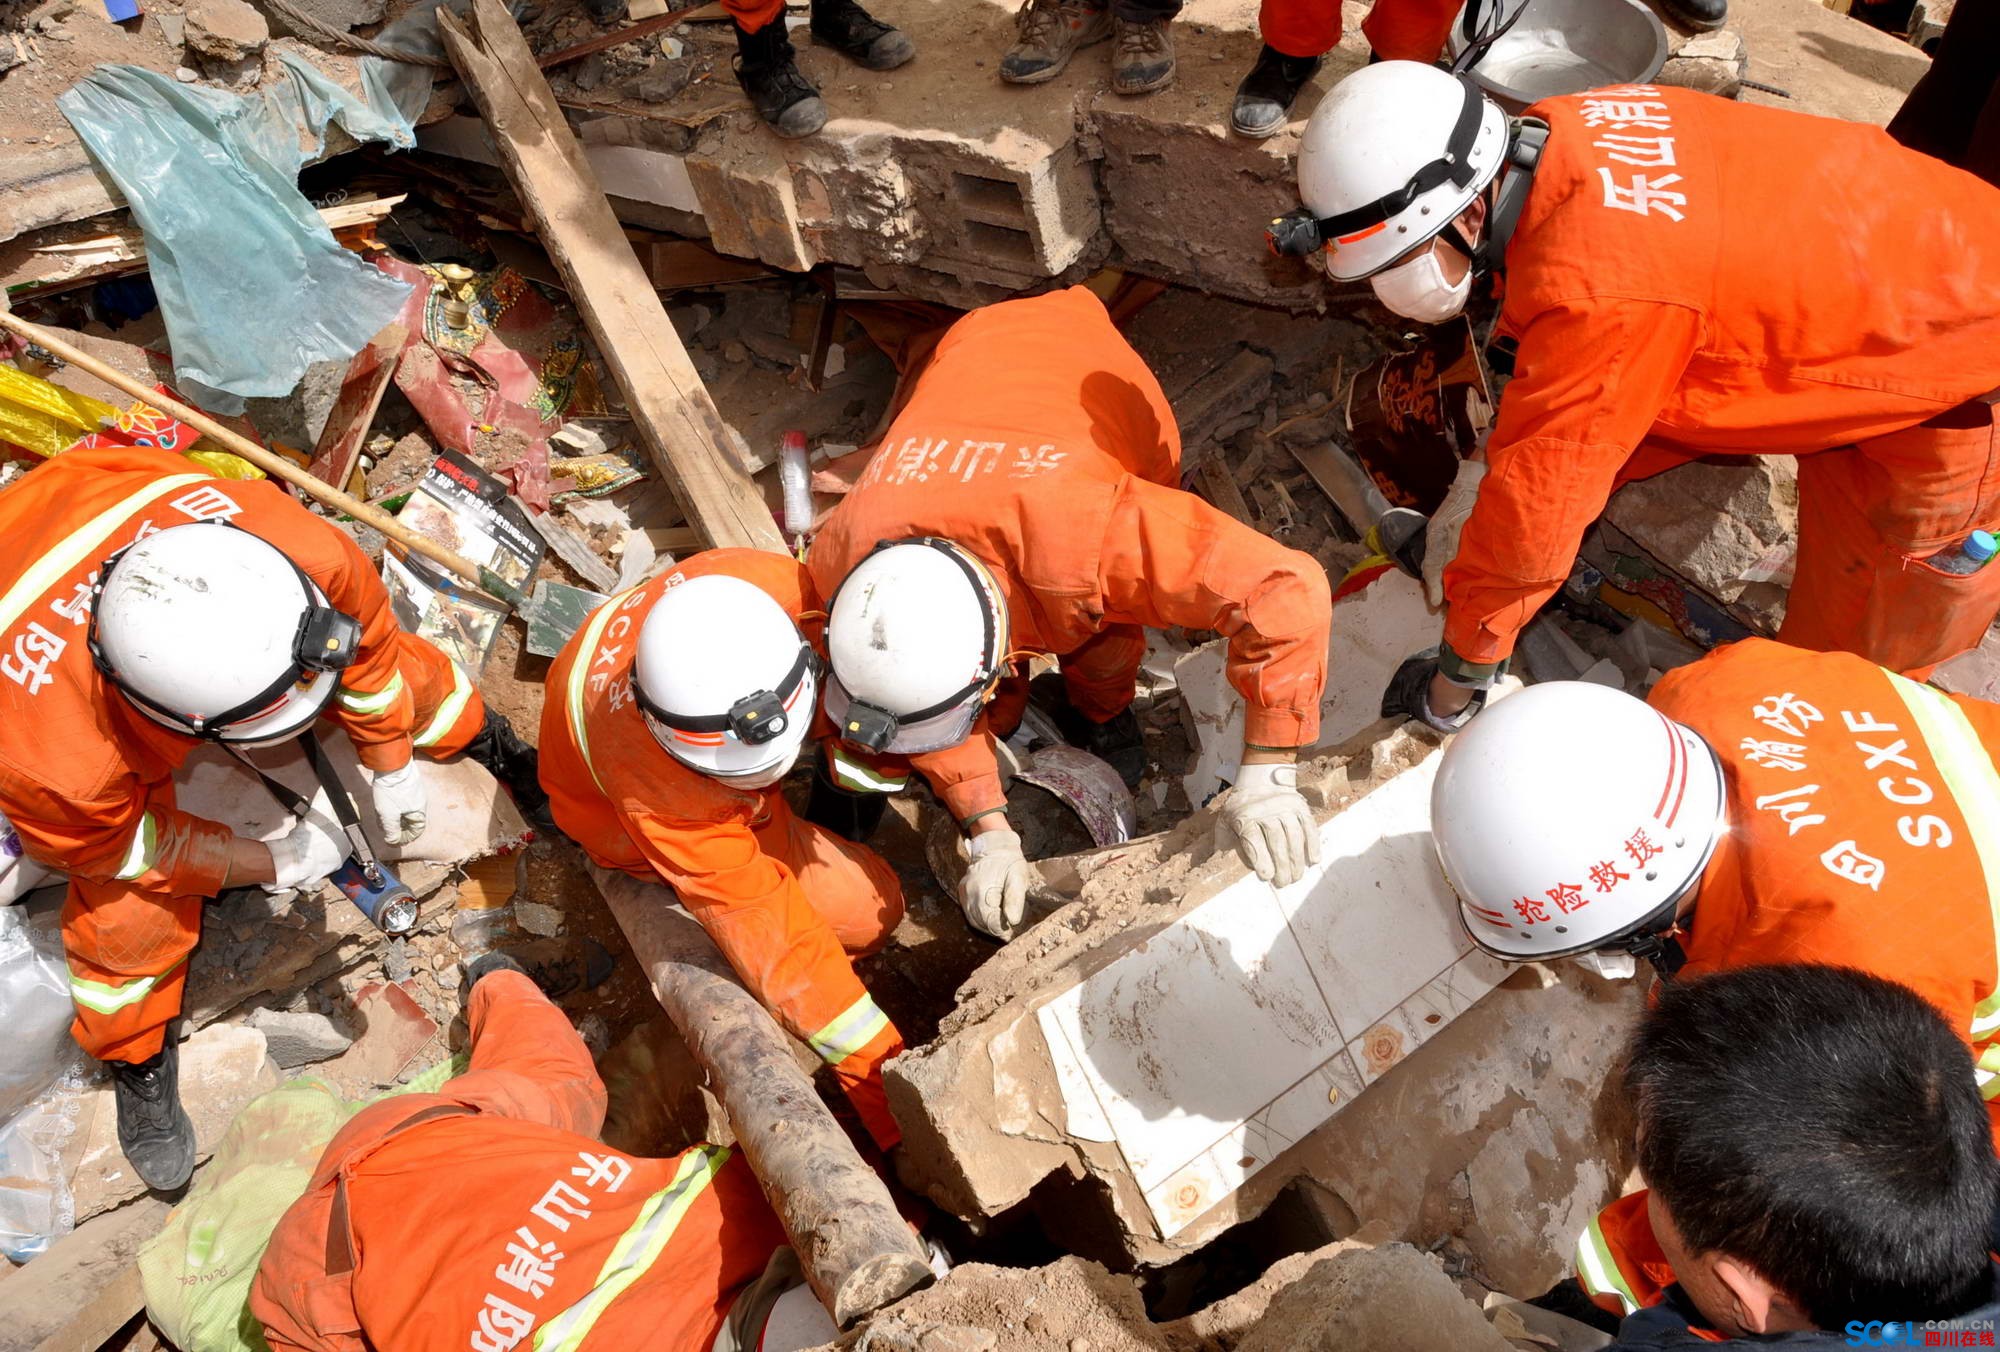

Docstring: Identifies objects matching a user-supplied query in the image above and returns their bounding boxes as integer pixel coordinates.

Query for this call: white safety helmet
[1431,681,1727,965]
[823,538,1008,757]
[1271,61,1508,282]
[90,521,358,746]
[633,574,816,786]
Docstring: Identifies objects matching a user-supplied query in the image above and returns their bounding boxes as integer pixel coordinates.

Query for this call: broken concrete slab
[888,728,1526,1258]
[1175,569,1439,806]
[184,0,269,63]
[67,1023,280,1221]
[247,1007,355,1068]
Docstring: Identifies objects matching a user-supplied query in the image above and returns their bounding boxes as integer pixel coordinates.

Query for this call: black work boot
[803,757,890,843]
[1657,0,1726,29]
[463,710,557,835]
[811,0,915,70]
[1052,703,1146,790]
[111,1037,196,1194]
[463,938,614,999]
[1232,44,1321,138]
[733,20,830,138]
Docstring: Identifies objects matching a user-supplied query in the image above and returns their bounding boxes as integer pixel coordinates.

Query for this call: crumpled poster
[58,54,418,413]
[377,256,582,511]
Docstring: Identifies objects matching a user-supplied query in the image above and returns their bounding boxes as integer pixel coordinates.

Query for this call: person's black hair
[1629,963,1999,1329]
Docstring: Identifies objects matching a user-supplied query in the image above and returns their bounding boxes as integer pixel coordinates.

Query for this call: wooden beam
[438,0,784,553]
[306,321,405,492]
[6,1199,168,1350]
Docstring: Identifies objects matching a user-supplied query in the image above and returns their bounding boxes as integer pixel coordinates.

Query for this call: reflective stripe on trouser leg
[805,992,891,1065]
[1573,1216,1641,1316]
[1884,675,2000,1064]
[532,1146,731,1352]
[68,952,189,1016]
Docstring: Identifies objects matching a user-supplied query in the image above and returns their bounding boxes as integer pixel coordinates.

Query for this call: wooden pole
[0,309,521,605]
[437,0,785,554]
[590,866,934,1326]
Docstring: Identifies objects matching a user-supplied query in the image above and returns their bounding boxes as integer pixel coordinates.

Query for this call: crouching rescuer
[806,288,1336,942]
[1425,636,2000,1322]
[0,447,548,1192]
[538,549,906,1151]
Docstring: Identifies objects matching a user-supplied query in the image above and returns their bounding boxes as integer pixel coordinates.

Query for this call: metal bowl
[1446,0,1670,114]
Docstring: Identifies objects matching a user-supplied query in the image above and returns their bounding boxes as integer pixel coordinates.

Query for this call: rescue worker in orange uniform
[538,550,906,1150]
[0,446,543,1192]
[807,287,1334,940]
[253,954,842,1352]
[1229,0,1463,139]
[1427,636,2000,1325]
[1270,64,2000,731]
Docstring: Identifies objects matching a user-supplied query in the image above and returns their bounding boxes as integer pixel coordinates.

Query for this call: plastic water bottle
[1931,530,1999,574]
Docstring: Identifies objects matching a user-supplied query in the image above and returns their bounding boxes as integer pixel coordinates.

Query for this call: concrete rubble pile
[0,0,1984,1348]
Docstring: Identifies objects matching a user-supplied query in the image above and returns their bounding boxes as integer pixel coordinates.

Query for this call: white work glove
[264,813,349,894]
[1220,761,1321,889]
[1422,458,1488,609]
[960,828,1030,941]
[371,761,429,846]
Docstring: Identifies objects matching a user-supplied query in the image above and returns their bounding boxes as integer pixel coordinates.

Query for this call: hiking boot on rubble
[732,19,831,139]
[1000,0,1111,84]
[1110,14,1174,94]
[811,0,916,71]
[111,1034,196,1194]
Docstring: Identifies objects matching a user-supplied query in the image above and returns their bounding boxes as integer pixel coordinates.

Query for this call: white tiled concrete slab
[1038,749,1505,1238]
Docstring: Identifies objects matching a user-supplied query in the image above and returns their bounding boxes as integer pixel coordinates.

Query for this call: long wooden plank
[2,1200,168,1352]
[437,0,784,553]
[306,320,405,491]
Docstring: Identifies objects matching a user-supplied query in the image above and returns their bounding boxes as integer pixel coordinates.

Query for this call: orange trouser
[1574,1190,1673,1319]
[1779,400,2000,678]
[1260,0,1462,61]
[725,0,784,33]
[64,633,487,1065]
[739,796,905,958]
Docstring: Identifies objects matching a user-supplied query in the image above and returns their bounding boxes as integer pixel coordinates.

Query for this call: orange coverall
[1261,0,1461,63]
[253,968,791,1352]
[537,549,906,1149]
[1446,87,2000,677]
[1569,637,2000,1318]
[0,447,483,1066]
[807,286,1334,823]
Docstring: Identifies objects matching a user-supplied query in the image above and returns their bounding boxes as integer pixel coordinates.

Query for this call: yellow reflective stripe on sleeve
[113,811,158,881]
[531,1146,730,1352]
[1978,1046,2000,1101]
[827,748,908,794]
[1573,1216,1641,1317]
[337,672,406,718]
[807,992,891,1066]
[68,954,188,1016]
[1883,675,2000,1041]
[0,474,208,636]
[412,663,474,748]
[563,596,628,795]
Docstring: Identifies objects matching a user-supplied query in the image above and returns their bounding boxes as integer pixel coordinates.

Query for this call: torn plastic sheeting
[57,54,417,412]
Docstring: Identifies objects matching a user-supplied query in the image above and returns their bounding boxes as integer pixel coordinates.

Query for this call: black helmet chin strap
[1474,118,1549,276]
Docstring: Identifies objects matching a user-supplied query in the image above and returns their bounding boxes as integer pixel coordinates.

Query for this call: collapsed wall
[887,723,1643,1285]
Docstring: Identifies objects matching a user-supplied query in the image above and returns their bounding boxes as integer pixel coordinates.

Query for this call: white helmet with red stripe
[1430,681,1727,962]
[633,574,816,788]
[1290,61,1508,282]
